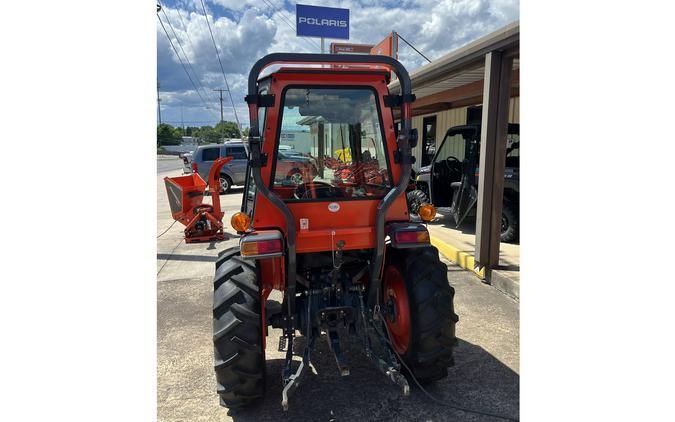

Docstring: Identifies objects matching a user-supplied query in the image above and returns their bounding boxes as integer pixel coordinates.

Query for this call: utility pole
[213,88,227,142]
[157,80,162,125]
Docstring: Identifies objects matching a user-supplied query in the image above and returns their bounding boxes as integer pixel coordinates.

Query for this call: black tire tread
[500,201,519,243]
[406,189,429,216]
[213,250,264,410]
[219,174,233,194]
[386,246,458,384]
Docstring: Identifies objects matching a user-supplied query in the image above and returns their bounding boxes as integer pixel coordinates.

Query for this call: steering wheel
[444,156,461,171]
[294,181,345,199]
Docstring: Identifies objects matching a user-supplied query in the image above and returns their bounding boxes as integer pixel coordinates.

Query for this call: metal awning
[389,21,519,103]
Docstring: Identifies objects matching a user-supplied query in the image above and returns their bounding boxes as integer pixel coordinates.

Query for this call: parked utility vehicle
[408,123,519,243]
[213,53,458,411]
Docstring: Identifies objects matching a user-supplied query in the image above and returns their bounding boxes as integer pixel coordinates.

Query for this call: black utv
[408,123,519,243]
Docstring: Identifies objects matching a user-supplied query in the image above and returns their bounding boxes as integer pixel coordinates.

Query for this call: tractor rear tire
[213,248,265,410]
[383,246,458,384]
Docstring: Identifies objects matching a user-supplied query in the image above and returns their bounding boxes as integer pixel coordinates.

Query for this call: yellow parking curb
[430,236,485,279]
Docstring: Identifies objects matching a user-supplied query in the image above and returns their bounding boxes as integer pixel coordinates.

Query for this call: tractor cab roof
[258,66,392,84]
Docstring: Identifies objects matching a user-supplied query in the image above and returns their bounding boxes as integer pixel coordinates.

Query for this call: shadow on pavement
[156,253,217,263]
[430,213,520,247]
[229,336,519,422]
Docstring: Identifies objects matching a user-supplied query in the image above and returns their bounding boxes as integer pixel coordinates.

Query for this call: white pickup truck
[179,152,193,175]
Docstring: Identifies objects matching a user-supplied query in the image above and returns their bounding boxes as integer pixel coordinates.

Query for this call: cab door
[449,133,480,227]
[430,126,475,207]
[429,135,453,207]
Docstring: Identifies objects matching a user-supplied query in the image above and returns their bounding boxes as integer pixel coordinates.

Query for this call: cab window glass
[272,87,391,201]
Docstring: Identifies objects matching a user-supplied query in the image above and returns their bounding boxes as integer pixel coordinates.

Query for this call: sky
[157,0,519,129]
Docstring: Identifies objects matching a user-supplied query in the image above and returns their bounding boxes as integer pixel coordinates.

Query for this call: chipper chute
[164,156,233,243]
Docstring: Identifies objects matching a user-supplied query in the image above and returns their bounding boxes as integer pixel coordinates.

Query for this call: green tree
[215,121,241,139]
[197,125,220,144]
[157,123,181,146]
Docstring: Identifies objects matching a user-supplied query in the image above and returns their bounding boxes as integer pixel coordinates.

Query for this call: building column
[475,50,513,274]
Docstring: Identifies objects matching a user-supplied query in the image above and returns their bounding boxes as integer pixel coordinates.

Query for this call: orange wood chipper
[164,156,233,243]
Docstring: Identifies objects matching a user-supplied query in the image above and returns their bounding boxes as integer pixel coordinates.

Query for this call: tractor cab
[242,67,411,252]
[214,54,458,412]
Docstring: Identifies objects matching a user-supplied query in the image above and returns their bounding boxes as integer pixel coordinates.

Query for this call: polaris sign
[296,4,349,39]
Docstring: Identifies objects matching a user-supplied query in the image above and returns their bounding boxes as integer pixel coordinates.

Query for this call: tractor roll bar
[245,53,415,319]
[246,53,413,101]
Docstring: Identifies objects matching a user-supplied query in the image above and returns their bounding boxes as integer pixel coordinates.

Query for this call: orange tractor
[214,53,458,411]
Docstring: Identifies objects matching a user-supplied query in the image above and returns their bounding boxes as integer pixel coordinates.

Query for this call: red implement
[164,156,233,243]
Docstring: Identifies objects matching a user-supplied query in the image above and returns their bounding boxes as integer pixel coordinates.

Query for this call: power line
[173,4,222,106]
[198,0,242,136]
[261,0,320,51]
[159,1,219,108]
[397,33,432,63]
[157,80,162,125]
[157,13,219,118]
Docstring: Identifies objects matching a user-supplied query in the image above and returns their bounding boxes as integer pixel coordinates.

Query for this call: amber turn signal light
[418,204,437,222]
[230,212,251,232]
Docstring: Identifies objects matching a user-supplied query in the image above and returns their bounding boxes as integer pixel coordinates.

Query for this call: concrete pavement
[427,210,520,300]
[157,157,185,174]
[157,160,519,421]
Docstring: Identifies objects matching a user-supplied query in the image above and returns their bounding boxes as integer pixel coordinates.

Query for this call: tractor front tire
[213,248,265,410]
[406,189,429,217]
[383,246,458,384]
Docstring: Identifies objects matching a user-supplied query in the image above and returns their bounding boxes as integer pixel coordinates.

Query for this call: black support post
[475,50,513,274]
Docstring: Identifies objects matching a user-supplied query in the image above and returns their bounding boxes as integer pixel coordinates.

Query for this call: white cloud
[157,0,519,127]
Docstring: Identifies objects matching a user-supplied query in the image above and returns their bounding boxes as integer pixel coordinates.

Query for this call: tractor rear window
[272,87,391,201]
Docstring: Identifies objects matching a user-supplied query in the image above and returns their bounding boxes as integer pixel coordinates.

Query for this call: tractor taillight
[239,230,284,259]
[394,230,430,244]
[241,239,282,256]
[191,162,198,172]
[388,223,431,249]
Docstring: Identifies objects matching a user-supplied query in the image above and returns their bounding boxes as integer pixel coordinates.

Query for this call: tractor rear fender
[240,229,287,291]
